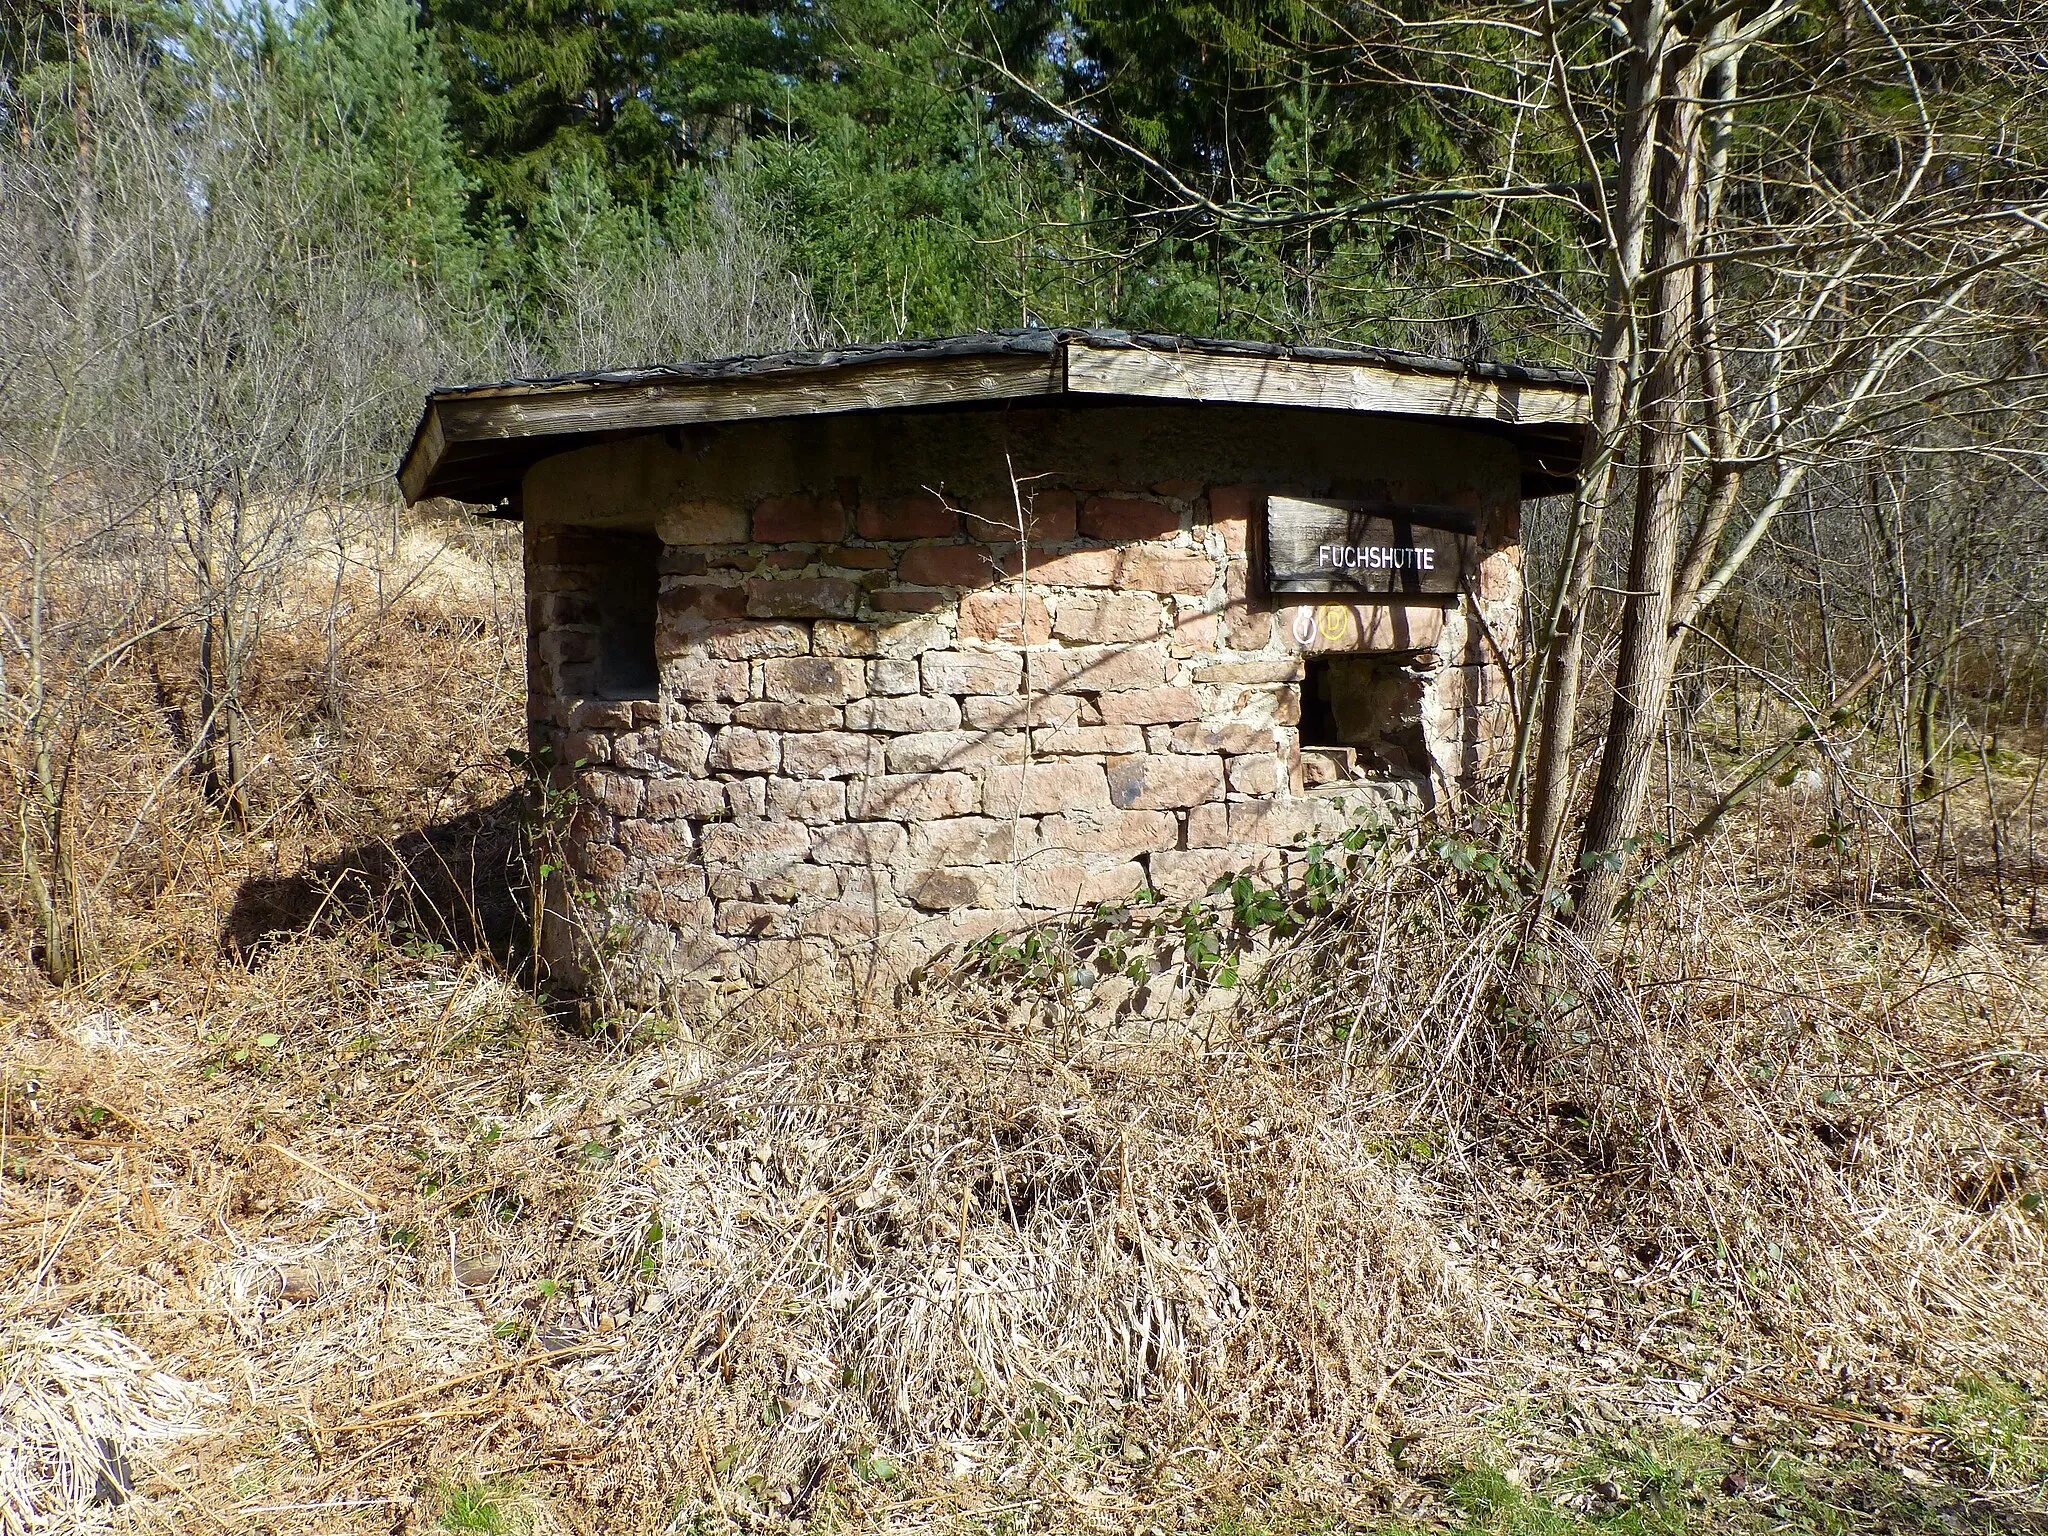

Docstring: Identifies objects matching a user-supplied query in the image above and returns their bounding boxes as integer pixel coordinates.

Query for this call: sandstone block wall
[519,405,1526,999]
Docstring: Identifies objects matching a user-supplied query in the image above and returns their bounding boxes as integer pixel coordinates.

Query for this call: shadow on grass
[222,789,530,969]
[1419,1440,2048,1536]
[1197,1420,2048,1536]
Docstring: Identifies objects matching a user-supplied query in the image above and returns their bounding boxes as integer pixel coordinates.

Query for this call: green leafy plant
[438,1480,508,1533]
[969,804,1416,1013]
[198,1026,285,1077]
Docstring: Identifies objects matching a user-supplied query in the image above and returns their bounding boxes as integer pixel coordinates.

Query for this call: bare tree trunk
[1520,313,1626,885]
[18,467,84,985]
[1519,0,1669,885]
[69,0,96,345]
[19,484,73,985]
[222,648,250,823]
[1866,464,1924,862]
[197,535,225,808]
[11,30,98,984]
[1914,635,1940,799]
[1571,39,1705,939]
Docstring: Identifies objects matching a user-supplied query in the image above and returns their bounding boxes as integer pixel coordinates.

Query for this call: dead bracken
[1,539,2044,1531]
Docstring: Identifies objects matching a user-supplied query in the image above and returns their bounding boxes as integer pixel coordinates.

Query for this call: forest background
[9,0,1549,409]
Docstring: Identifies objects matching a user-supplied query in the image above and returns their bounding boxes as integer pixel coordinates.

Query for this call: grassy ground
[8,858,2041,1534]
[3,537,2046,1533]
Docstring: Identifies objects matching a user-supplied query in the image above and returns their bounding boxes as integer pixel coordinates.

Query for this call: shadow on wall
[222,790,529,967]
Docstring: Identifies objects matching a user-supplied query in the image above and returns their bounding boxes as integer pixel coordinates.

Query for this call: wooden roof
[397,329,1590,509]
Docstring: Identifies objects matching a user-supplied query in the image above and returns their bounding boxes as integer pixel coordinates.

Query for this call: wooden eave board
[403,350,1065,504]
[452,351,1056,437]
[398,404,446,505]
[1064,341,1587,428]
[401,337,1590,506]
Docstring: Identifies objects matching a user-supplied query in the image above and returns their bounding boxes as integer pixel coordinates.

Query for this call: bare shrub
[521,169,823,375]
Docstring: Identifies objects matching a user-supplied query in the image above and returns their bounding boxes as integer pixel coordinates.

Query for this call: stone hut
[399,330,1586,997]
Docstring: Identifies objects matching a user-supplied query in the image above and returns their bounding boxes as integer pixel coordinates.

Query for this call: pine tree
[742,0,1061,337]
[418,0,793,230]
[281,0,479,291]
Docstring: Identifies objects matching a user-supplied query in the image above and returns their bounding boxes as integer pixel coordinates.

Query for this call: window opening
[580,527,659,699]
[1299,654,1428,780]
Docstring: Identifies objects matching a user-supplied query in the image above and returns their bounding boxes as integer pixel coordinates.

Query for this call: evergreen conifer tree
[419,0,792,228]
[281,0,480,291]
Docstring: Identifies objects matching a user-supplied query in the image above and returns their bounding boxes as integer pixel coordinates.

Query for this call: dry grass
[1,522,2046,1533]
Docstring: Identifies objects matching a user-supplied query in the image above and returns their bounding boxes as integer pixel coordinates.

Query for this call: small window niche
[585,527,659,700]
[1299,654,1428,785]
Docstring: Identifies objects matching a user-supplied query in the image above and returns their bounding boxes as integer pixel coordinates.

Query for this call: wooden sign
[1264,496,1471,597]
